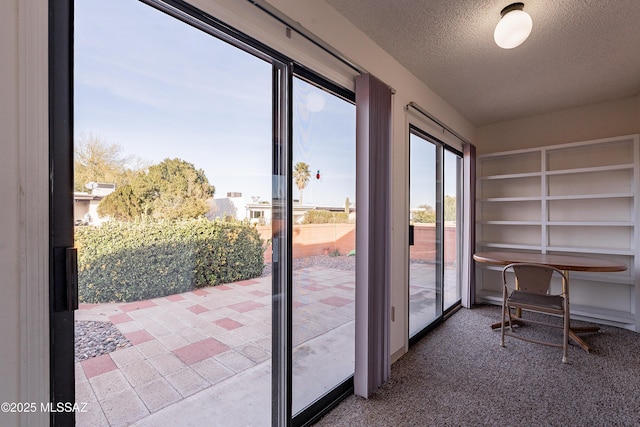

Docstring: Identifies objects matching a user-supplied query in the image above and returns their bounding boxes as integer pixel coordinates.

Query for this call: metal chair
[501,263,570,363]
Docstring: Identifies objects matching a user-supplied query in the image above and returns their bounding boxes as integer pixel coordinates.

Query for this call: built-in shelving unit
[475,134,640,331]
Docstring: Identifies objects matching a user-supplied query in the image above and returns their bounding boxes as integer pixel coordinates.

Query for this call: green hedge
[76,218,265,303]
[302,210,350,224]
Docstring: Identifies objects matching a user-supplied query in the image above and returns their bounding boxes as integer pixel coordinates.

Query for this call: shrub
[302,210,350,224]
[75,218,265,303]
[412,210,435,223]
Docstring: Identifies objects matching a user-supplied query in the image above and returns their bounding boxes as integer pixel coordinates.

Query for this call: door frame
[49,0,76,425]
[407,124,463,346]
[49,1,356,425]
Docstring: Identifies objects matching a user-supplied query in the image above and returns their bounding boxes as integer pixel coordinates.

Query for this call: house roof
[325,0,640,126]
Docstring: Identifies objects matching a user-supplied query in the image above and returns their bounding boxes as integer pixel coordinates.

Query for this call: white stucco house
[72,182,115,226]
[208,192,353,224]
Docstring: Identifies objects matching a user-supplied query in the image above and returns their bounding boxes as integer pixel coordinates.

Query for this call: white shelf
[477,242,543,251]
[546,193,633,200]
[544,246,636,256]
[479,172,542,180]
[476,292,636,329]
[546,221,634,227]
[545,164,634,176]
[479,196,542,202]
[479,221,542,226]
[476,134,640,331]
[563,271,635,285]
[570,304,636,326]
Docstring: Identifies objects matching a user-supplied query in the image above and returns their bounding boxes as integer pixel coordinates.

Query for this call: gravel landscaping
[261,253,356,276]
[75,320,131,362]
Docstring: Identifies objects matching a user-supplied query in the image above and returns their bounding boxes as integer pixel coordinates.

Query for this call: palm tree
[293,161,311,204]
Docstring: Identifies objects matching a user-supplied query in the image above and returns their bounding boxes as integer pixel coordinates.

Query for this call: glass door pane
[409,129,463,339]
[408,132,440,337]
[291,77,356,415]
[444,150,462,311]
[73,1,273,425]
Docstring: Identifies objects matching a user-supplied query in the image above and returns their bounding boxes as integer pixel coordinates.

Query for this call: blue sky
[74,0,356,207]
[410,133,460,210]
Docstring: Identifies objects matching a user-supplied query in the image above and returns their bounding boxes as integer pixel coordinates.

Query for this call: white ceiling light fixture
[494,2,533,49]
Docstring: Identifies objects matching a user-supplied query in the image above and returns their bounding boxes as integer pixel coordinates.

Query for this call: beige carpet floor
[315,304,640,426]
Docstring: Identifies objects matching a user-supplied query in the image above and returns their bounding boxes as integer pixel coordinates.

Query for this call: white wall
[0,2,22,425]
[475,95,640,154]
[1,0,49,426]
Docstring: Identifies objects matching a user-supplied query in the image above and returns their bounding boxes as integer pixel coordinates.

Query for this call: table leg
[563,269,599,353]
[569,327,599,353]
[570,326,600,333]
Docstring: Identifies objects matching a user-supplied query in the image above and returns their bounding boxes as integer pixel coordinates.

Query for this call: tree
[98,158,215,221]
[412,204,435,223]
[293,161,311,204]
[444,195,457,222]
[411,198,457,223]
[74,133,146,192]
[96,184,141,221]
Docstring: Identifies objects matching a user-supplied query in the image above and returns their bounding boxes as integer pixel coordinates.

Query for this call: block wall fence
[257,223,457,264]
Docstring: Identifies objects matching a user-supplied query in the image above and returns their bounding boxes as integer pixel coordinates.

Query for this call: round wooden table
[473,251,627,352]
[473,251,627,273]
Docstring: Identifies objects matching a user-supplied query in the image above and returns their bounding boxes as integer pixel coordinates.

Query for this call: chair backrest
[502,263,566,296]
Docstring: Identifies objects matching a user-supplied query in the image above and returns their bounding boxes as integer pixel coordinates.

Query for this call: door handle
[409,224,415,246]
[53,247,78,312]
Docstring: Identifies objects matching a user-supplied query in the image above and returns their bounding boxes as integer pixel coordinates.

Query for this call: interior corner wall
[261,0,475,359]
[474,95,640,154]
[0,1,21,425]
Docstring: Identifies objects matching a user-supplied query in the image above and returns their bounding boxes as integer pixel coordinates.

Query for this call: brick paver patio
[75,266,356,426]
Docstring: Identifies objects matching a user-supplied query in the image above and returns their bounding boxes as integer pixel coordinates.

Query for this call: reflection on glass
[73,1,272,425]
[444,150,462,311]
[409,132,463,338]
[291,78,356,415]
[409,133,438,337]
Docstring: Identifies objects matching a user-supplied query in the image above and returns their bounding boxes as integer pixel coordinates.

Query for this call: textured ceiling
[324,0,640,126]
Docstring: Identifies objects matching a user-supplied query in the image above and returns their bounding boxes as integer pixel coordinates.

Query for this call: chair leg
[501,301,507,347]
[562,306,569,363]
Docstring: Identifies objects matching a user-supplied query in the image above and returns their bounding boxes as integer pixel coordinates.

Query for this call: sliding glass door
[408,127,462,340]
[55,1,357,426]
[73,1,275,425]
[408,133,439,337]
[443,150,462,312]
[291,76,356,417]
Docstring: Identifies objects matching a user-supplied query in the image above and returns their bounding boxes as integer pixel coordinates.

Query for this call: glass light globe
[494,9,533,49]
